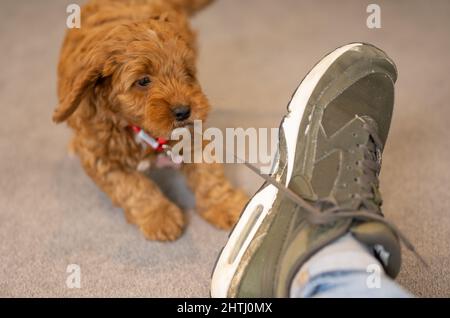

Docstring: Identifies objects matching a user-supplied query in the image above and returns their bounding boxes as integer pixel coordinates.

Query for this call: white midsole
[210,43,363,298]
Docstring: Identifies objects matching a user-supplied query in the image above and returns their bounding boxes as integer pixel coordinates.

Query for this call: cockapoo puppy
[53,0,248,241]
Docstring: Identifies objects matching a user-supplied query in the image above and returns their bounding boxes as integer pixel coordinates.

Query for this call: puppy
[53,0,248,241]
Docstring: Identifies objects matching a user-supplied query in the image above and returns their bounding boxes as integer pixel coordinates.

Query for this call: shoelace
[240,122,428,268]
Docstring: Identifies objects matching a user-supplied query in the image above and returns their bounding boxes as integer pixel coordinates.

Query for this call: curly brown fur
[54,0,248,241]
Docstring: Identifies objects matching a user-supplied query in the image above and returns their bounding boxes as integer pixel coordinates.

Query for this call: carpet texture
[0,0,449,297]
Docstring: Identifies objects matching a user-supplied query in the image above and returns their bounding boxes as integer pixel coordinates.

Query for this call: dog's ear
[52,59,102,123]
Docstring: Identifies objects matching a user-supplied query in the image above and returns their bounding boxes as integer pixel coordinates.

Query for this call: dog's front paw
[137,203,185,241]
[199,190,248,230]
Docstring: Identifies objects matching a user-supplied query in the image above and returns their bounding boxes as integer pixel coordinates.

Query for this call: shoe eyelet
[352,133,358,138]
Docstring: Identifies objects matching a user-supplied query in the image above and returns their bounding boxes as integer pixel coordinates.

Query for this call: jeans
[289,234,412,298]
[291,270,411,298]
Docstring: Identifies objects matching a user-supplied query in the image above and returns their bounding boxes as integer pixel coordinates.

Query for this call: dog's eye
[135,76,151,88]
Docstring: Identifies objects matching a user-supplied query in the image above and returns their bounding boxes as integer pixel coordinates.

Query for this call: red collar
[128,125,167,152]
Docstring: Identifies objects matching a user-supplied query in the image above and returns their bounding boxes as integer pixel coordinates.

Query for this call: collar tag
[130,125,167,153]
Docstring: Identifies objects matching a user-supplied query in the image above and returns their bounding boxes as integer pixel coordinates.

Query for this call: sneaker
[210,43,418,298]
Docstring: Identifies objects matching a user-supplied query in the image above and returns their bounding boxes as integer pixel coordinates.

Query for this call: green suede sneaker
[211,43,424,298]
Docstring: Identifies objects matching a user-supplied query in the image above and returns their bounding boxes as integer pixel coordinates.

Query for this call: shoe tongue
[359,115,382,164]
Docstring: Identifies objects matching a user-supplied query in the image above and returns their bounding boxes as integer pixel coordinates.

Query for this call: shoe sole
[210,43,364,298]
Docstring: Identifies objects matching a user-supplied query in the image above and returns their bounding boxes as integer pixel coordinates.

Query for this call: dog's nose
[172,105,191,121]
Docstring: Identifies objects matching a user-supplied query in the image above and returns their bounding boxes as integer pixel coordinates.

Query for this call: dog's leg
[79,153,185,241]
[182,163,248,229]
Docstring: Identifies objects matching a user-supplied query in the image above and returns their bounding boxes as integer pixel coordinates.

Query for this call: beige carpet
[1,0,449,297]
